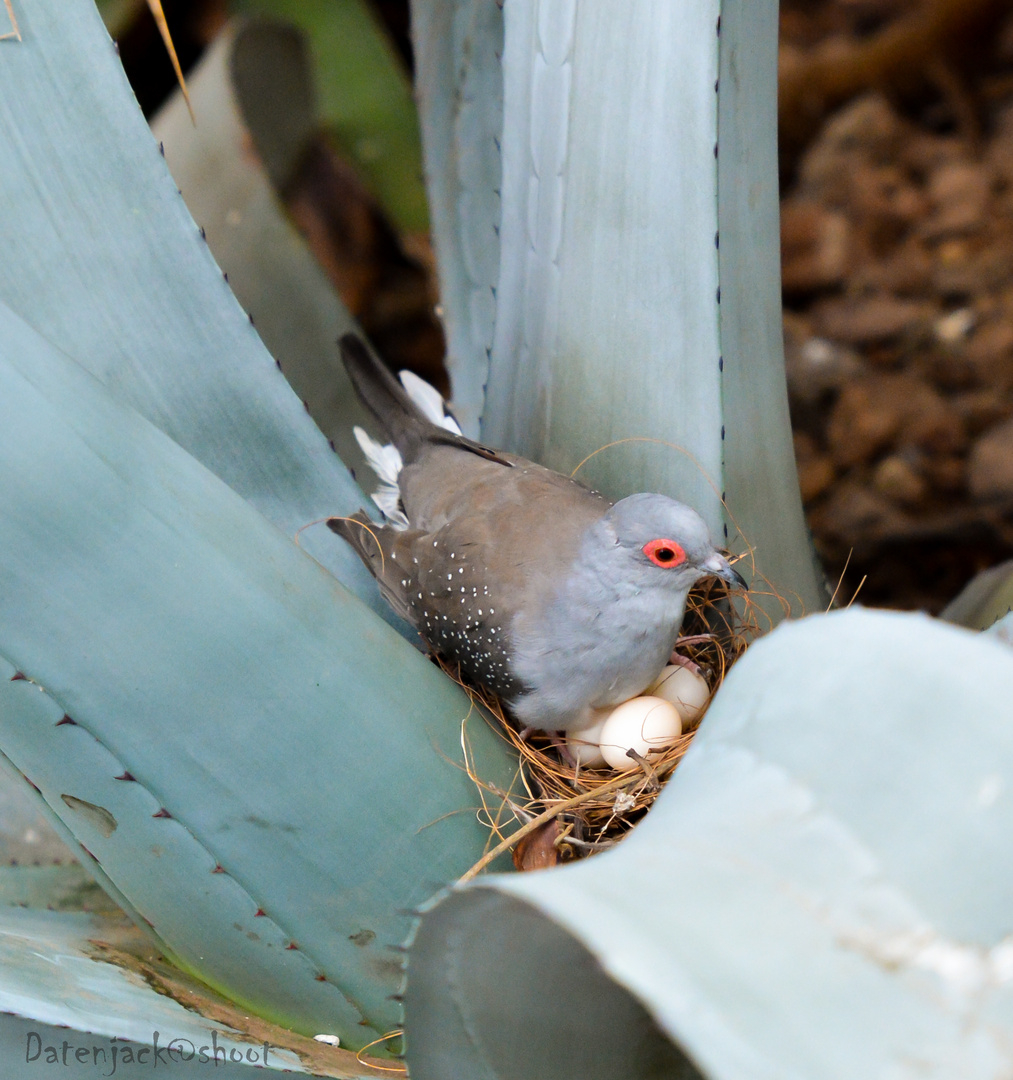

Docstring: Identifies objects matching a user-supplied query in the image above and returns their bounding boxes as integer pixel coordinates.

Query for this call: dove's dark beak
[701,553,748,591]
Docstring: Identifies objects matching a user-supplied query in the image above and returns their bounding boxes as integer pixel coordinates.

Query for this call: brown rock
[921,162,992,239]
[872,456,928,506]
[783,327,864,407]
[963,319,1013,390]
[826,376,906,468]
[933,308,976,346]
[853,237,933,295]
[848,163,926,249]
[798,95,907,199]
[900,133,967,176]
[799,457,836,503]
[813,480,906,548]
[968,418,1013,503]
[793,433,836,502]
[925,350,979,393]
[826,373,965,468]
[931,239,1013,299]
[921,455,967,496]
[781,200,852,293]
[888,182,929,225]
[813,293,931,346]
[966,319,1013,364]
[900,387,966,456]
[987,104,1013,187]
[954,391,1013,436]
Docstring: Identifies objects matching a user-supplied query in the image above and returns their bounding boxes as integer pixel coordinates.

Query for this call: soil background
[779,0,1013,612]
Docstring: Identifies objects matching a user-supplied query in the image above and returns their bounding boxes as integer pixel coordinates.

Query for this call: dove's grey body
[329,336,745,732]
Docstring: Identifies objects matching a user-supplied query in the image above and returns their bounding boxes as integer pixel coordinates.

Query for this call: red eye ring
[643,538,687,568]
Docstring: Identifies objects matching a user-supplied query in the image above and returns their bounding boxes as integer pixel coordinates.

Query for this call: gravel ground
[780,0,1013,611]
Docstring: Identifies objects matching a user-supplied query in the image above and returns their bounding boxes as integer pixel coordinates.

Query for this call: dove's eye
[643,539,686,568]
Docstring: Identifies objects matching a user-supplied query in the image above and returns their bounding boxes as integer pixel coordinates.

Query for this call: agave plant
[1,1,1012,1078]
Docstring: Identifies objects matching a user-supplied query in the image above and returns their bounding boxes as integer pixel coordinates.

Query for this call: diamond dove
[328,335,746,733]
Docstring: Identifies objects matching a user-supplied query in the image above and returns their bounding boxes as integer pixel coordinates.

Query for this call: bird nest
[449,566,784,878]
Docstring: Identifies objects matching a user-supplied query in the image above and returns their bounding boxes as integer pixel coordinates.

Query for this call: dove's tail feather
[339,334,511,468]
[339,334,435,459]
[344,339,464,529]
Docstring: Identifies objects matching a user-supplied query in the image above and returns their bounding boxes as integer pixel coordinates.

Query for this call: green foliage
[95,0,143,38]
[233,0,428,234]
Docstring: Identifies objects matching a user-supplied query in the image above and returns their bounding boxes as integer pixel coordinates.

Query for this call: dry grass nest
[445,565,788,878]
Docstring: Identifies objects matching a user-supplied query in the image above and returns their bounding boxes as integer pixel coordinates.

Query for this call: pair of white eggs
[565,666,711,770]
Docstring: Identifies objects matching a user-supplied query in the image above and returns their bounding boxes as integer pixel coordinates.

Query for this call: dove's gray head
[602,493,747,592]
[508,492,747,730]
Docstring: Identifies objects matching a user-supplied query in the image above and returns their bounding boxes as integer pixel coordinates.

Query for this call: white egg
[647,666,711,725]
[565,710,609,768]
[598,696,682,771]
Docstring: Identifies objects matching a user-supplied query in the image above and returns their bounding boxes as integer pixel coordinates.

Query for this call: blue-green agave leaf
[0,910,299,1074]
[406,608,1013,1079]
[0,907,396,1077]
[942,559,1013,633]
[988,611,1013,646]
[412,0,825,621]
[715,1,828,616]
[0,750,76,869]
[482,0,722,512]
[0,300,517,1049]
[0,0,384,615]
[0,864,110,912]
[410,0,503,436]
